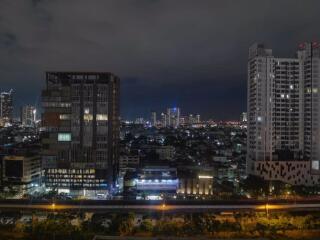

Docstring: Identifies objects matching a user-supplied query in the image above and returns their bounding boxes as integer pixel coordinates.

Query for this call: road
[0,199,319,212]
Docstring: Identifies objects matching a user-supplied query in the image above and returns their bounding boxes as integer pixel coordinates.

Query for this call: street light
[265,203,269,218]
[161,203,166,219]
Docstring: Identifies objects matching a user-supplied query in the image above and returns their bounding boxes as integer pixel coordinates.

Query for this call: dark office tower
[0,89,13,126]
[41,72,120,197]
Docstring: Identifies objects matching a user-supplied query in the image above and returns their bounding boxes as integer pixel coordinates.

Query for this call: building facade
[0,90,13,126]
[21,105,36,127]
[160,113,167,127]
[167,107,180,128]
[41,72,120,195]
[177,168,214,197]
[119,155,140,171]
[240,112,247,123]
[2,154,41,194]
[297,42,320,175]
[123,166,179,200]
[247,43,320,186]
[151,111,157,127]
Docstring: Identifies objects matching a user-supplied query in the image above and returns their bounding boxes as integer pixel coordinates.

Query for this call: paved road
[0,202,319,212]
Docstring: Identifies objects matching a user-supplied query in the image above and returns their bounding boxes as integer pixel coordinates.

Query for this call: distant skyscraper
[135,117,144,124]
[240,112,247,122]
[188,114,194,124]
[196,114,201,123]
[21,105,36,126]
[41,72,120,195]
[167,107,180,128]
[0,89,13,126]
[179,116,187,126]
[151,111,157,127]
[247,43,320,186]
[188,114,200,124]
[161,113,167,127]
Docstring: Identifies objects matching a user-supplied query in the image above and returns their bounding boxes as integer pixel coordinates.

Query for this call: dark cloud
[0,0,320,119]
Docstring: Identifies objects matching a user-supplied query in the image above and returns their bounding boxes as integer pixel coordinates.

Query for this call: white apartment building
[247,42,320,186]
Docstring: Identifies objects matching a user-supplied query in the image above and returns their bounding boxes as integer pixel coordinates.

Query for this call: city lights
[0,1,320,239]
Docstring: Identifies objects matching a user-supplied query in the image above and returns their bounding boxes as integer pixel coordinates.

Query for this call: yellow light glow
[198,175,213,179]
[256,204,283,210]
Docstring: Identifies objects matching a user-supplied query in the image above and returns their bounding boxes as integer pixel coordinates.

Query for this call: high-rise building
[160,112,167,127]
[179,116,187,126]
[21,105,36,126]
[0,89,13,126]
[240,112,247,122]
[247,43,320,186]
[41,72,120,195]
[151,111,157,127]
[167,107,180,128]
[196,114,201,123]
[297,42,320,175]
[188,114,195,124]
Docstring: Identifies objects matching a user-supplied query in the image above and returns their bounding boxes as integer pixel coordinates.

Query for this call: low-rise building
[142,145,175,161]
[177,168,214,197]
[124,165,178,200]
[119,155,140,170]
[2,150,41,194]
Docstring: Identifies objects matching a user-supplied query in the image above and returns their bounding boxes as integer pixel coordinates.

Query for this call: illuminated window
[96,114,108,121]
[59,114,71,120]
[84,114,93,121]
[312,161,319,170]
[58,133,71,142]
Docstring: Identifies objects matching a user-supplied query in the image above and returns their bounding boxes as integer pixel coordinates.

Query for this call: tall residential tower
[247,43,320,186]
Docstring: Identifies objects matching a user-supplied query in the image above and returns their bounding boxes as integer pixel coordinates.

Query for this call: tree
[139,219,153,232]
[108,212,135,236]
[25,219,87,240]
[255,222,267,237]
[240,175,269,198]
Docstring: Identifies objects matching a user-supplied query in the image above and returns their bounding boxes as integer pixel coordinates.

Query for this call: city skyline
[1,2,320,238]
[1,1,320,120]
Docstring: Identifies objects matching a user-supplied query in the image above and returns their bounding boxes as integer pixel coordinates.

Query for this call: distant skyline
[1,1,320,120]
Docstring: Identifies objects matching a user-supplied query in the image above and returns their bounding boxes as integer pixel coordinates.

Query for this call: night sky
[1,1,320,120]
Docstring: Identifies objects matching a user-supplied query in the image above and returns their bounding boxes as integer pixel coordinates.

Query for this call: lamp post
[161,203,166,219]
